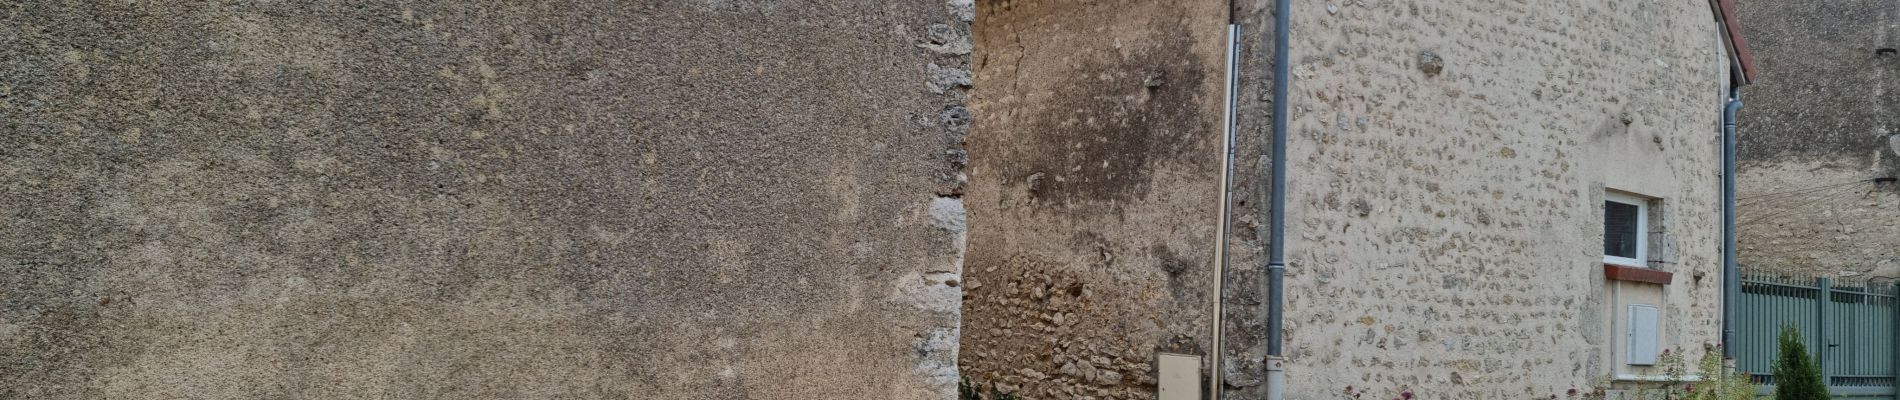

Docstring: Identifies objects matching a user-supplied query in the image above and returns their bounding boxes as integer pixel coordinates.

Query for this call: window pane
[1604,201,1641,259]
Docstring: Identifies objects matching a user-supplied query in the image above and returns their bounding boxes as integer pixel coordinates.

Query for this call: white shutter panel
[1628,304,1660,365]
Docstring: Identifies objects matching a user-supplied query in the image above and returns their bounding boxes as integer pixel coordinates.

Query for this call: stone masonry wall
[959,0,1233,398]
[1257,0,1730,398]
[1,1,970,399]
[964,0,1730,398]
[1735,0,1900,279]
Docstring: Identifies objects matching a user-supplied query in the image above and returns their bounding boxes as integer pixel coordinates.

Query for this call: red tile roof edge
[1716,0,1757,85]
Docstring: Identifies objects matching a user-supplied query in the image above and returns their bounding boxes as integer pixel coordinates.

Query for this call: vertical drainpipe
[1721,86,1741,361]
[1211,23,1241,400]
[1262,0,1292,398]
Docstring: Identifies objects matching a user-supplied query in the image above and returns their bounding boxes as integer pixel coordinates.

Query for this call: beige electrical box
[1156,353,1202,400]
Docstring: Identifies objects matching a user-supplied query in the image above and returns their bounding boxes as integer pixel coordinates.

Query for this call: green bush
[1772,326,1828,400]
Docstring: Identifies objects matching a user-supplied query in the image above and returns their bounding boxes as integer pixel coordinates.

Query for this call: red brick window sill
[1604,263,1673,285]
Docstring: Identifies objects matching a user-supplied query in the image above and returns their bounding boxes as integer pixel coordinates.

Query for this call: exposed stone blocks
[969,0,1729,398]
[1256,0,1729,397]
[961,0,1232,398]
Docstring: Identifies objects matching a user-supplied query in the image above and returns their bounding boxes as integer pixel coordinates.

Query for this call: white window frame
[1603,191,1648,267]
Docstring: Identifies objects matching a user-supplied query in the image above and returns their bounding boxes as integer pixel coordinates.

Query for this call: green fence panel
[1738,273,1898,396]
[1828,284,1895,387]
[1738,275,1823,382]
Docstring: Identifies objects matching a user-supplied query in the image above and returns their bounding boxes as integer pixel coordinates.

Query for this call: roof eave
[1713,0,1757,85]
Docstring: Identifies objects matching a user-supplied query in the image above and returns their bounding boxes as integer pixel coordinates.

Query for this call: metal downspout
[1263,0,1292,398]
[1211,23,1241,400]
[1721,87,1742,359]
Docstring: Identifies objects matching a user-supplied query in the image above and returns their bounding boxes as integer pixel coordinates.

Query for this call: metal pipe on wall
[1210,23,1241,400]
[1263,0,1292,397]
[1722,87,1742,360]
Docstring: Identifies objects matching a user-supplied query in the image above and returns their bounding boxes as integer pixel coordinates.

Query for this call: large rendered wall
[1735,0,1900,279]
[0,1,972,398]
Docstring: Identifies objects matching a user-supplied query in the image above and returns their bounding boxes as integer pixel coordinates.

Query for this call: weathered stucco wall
[1735,162,1900,278]
[1268,0,1729,397]
[1735,0,1900,278]
[959,0,1232,398]
[0,1,971,399]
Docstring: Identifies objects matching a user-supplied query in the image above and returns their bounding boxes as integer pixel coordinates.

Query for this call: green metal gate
[1736,274,1899,398]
